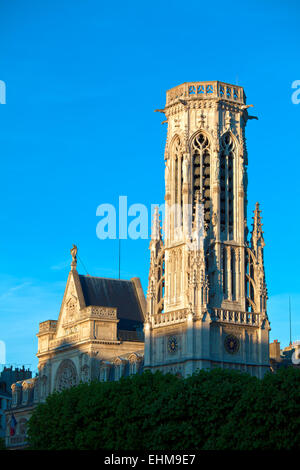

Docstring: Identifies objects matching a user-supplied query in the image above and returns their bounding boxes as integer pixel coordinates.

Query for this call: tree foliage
[27,367,300,450]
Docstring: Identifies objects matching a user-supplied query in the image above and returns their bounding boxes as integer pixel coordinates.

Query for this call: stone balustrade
[150,307,259,328]
[152,309,187,327]
[7,435,27,447]
[166,81,245,106]
[83,305,117,320]
[213,308,259,326]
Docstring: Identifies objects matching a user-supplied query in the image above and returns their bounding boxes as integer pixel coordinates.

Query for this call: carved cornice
[82,306,117,320]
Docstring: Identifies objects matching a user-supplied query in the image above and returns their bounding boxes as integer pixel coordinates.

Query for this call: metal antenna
[289,296,292,346]
[118,238,121,280]
[78,254,90,276]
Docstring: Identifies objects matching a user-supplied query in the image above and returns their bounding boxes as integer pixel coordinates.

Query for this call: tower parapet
[166,81,246,107]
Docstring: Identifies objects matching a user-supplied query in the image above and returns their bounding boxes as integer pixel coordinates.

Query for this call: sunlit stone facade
[144,81,270,378]
[5,267,145,448]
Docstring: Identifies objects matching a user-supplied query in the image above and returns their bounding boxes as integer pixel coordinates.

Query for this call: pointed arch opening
[220,132,235,239]
[245,248,256,312]
[171,136,183,228]
[191,132,211,225]
[156,251,165,314]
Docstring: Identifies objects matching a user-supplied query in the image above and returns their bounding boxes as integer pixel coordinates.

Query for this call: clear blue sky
[0,0,299,373]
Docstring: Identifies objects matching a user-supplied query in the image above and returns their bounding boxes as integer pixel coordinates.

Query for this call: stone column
[143,319,152,368]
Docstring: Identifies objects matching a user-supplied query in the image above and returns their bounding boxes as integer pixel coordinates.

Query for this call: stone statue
[165,160,170,184]
[70,244,77,269]
[212,212,218,226]
[183,155,190,183]
[215,157,220,180]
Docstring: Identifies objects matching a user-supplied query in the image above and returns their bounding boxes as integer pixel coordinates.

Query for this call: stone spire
[151,206,162,242]
[251,202,265,256]
[147,207,164,316]
[250,203,268,314]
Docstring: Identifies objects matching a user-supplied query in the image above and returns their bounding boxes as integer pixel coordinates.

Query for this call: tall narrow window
[175,154,178,208]
[231,248,236,301]
[222,245,227,296]
[156,254,165,314]
[172,137,183,227]
[191,133,211,224]
[220,133,235,239]
[245,248,255,312]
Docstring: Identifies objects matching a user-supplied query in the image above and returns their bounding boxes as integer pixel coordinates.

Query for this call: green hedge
[27,367,300,450]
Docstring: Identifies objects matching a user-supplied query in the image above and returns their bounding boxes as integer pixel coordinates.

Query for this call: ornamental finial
[251,202,265,254]
[70,244,78,270]
[151,206,162,241]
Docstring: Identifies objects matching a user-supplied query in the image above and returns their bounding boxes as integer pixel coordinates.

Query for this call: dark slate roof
[79,275,144,331]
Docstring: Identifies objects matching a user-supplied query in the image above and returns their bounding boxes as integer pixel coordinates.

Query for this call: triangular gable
[55,270,86,338]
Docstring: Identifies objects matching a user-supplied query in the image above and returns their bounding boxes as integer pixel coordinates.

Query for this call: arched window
[114,360,123,381]
[99,365,110,382]
[245,248,256,312]
[191,133,211,224]
[41,375,47,398]
[12,391,18,405]
[19,418,27,436]
[172,136,183,228]
[129,356,138,375]
[156,254,165,314]
[22,387,28,405]
[11,384,21,406]
[220,133,235,239]
[231,248,236,301]
[222,245,237,301]
[222,245,227,296]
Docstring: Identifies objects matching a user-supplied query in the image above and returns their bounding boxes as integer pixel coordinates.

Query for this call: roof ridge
[78,274,131,282]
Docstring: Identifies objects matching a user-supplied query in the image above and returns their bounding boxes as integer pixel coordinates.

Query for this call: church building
[5,81,270,448]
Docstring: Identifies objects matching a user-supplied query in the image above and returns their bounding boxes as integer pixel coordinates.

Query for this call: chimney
[270,339,281,361]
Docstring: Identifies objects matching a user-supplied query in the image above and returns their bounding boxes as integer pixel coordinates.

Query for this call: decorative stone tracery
[55,359,78,392]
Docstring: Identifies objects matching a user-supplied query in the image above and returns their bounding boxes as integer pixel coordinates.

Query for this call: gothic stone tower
[144,81,270,378]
